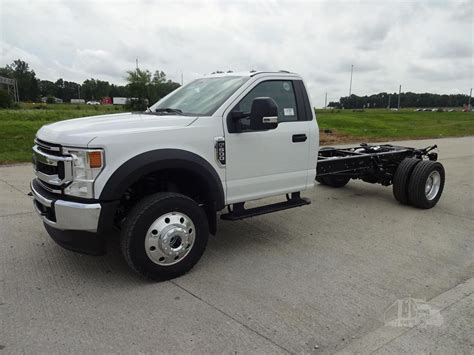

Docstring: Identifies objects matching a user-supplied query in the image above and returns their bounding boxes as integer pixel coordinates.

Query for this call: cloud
[0,0,472,107]
[409,62,472,82]
[425,40,473,59]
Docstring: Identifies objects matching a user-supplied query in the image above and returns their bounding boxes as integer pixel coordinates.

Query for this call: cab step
[221,192,311,221]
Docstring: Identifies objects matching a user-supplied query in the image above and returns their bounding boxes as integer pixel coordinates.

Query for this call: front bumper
[30,179,101,233]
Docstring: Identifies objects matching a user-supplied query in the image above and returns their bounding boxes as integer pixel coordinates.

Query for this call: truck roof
[203,70,298,78]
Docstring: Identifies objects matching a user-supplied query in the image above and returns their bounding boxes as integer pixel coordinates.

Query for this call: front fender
[99,149,225,211]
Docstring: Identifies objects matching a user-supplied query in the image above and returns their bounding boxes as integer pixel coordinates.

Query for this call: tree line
[2,59,470,110]
[0,59,180,106]
[328,92,471,109]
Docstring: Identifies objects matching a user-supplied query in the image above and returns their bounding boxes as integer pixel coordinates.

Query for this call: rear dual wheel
[393,158,445,209]
[393,158,420,204]
[408,160,445,209]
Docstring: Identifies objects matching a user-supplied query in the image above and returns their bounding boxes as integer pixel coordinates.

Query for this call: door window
[233,80,299,123]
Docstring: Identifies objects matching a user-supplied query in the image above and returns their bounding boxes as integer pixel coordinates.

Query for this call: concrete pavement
[1,137,473,353]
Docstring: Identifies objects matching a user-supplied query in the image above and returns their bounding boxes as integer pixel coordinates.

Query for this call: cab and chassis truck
[31,71,445,281]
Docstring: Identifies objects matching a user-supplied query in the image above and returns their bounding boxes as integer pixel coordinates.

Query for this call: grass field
[0,104,473,163]
[0,103,125,163]
[316,108,474,145]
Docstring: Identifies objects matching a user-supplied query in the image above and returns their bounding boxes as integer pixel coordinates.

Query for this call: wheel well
[114,168,217,234]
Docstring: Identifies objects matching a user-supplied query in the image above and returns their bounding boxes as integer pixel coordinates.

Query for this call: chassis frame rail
[316,143,438,186]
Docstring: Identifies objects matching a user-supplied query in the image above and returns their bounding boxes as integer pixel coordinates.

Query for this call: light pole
[468,88,472,110]
[397,85,402,110]
[349,64,354,97]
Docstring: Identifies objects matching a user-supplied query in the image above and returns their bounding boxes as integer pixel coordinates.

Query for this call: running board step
[221,193,311,221]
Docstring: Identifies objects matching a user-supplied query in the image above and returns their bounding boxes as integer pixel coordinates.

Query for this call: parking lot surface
[1,137,473,353]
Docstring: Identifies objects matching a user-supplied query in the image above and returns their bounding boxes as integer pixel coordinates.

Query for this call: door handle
[292,134,307,143]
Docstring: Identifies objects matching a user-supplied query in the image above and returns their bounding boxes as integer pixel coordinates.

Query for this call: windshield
[150,76,249,116]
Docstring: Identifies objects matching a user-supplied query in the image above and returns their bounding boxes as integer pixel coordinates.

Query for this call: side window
[233,80,298,123]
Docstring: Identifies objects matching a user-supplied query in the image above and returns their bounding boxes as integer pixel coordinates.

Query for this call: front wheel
[121,192,209,281]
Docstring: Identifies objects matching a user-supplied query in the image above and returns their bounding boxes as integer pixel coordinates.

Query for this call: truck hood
[36,112,198,146]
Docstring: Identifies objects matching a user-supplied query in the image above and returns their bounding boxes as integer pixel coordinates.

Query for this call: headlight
[62,148,104,198]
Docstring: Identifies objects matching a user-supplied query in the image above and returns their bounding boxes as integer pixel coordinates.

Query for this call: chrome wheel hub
[145,212,195,266]
[425,171,441,200]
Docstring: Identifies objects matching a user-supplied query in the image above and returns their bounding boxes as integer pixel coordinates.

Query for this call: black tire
[315,176,327,185]
[121,192,209,281]
[321,175,351,188]
[392,158,421,204]
[408,160,445,209]
[316,147,350,188]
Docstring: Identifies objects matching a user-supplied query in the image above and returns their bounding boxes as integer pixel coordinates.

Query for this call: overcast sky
[1,0,472,106]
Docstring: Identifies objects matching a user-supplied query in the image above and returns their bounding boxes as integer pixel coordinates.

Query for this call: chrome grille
[35,138,62,156]
[32,139,73,192]
[36,160,59,176]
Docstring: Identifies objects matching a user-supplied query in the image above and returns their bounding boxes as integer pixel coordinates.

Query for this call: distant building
[101,97,112,105]
[70,99,85,104]
[113,97,128,105]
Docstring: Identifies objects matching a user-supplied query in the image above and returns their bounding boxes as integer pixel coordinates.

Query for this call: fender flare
[99,149,225,210]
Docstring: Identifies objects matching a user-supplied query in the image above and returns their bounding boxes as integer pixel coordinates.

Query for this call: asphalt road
[1,137,473,353]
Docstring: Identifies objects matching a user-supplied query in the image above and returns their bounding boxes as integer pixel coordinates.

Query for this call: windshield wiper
[154,108,183,115]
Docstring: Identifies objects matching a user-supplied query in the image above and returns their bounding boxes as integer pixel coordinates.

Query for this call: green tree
[2,59,39,101]
[110,84,129,98]
[125,68,180,109]
[126,68,152,99]
[54,78,64,99]
[64,81,81,101]
[39,80,56,98]
[0,89,12,108]
[81,78,112,100]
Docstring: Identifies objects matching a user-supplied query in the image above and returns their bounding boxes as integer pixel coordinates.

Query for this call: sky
[0,0,472,107]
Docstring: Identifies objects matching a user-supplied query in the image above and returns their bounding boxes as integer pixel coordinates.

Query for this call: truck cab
[31,71,319,280]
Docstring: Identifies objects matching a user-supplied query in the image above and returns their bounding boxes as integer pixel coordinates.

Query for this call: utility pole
[181,71,184,85]
[136,58,139,70]
[387,94,391,109]
[349,64,354,97]
[468,88,472,110]
[324,92,327,108]
[397,85,402,110]
[78,85,80,99]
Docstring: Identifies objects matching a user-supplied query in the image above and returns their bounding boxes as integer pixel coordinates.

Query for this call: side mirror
[230,111,249,120]
[249,97,279,130]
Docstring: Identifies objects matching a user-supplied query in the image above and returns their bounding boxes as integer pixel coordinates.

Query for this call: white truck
[31,71,445,281]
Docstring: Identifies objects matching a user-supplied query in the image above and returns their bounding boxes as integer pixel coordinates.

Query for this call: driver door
[223,79,314,204]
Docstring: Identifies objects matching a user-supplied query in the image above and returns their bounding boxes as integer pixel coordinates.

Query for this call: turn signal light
[88,151,103,168]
